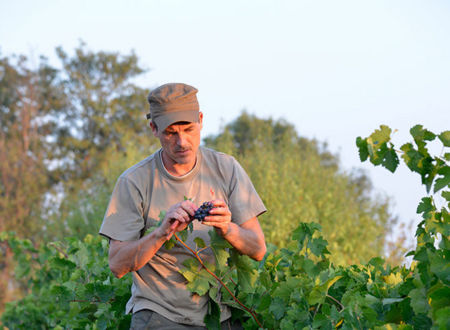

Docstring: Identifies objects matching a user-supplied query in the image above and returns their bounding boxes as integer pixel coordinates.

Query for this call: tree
[47,43,159,239]
[0,43,159,312]
[204,112,397,265]
[0,51,67,313]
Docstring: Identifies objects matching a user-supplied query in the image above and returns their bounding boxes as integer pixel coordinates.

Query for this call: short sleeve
[228,159,267,225]
[99,177,145,241]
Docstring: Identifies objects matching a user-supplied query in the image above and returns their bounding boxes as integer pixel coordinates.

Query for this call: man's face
[151,113,203,171]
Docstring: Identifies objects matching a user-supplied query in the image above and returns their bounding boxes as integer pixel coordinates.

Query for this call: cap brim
[154,110,199,132]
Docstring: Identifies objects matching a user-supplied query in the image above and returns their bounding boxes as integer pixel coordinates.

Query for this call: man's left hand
[202,199,232,237]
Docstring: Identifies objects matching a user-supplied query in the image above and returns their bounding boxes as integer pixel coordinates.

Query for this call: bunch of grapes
[193,201,214,221]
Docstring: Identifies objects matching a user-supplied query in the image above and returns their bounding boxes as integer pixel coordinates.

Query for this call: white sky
[1,0,450,235]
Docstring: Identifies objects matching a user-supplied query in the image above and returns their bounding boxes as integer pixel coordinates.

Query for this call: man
[99,83,266,329]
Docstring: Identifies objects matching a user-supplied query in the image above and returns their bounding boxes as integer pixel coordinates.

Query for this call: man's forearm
[109,229,167,278]
[223,220,267,261]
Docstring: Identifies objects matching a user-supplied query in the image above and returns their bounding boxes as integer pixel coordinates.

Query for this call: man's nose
[176,133,187,146]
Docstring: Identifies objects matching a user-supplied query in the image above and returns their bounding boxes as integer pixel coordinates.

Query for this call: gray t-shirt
[99,146,266,326]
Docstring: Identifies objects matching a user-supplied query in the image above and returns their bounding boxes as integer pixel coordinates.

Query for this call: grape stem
[173,233,263,328]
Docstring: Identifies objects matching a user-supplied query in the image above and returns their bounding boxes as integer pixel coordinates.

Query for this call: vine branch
[173,233,263,328]
[326,294,345,311]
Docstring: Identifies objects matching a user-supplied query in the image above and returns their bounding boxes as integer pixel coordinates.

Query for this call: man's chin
[174,153,195,164]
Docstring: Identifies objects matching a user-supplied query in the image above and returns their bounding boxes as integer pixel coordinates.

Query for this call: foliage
[205,112,397,265]
[0,232,132,329]
[2,124,448,329]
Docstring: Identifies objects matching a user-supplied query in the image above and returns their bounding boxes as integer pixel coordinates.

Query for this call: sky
[1,0,449,239]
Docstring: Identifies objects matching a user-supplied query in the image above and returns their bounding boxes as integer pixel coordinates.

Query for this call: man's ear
[199,112,203,130]
[149,121,158,137]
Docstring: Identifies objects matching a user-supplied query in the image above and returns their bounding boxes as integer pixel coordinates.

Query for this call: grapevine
[0,125,448,329]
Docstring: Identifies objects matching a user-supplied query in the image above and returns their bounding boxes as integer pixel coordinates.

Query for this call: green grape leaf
[49,257,77,270]
[158,211,166,222]
[208,230,231,270]
[312,313,330,329]
[434,167,450,193]
[308,237,329,257]
[164,237,176,250]
[186,269,215,296]
[256,294,272,313]
[434,306,450,329]
[204,299,221,330]
[194,237,206,248]
[429,252,450,283]
[442,190,450,202]
[269,297,286,320]
[382,297,404,305]
[356,137,369,161]
[410,125,436,151]
[416,197,433,215]
[273,277,302,302]
[381,147,399,173]
[50,285,72,301]
[179,267,197,283]
[428,284,450,314]
[408,288,430,314]
[370,125,392,146]
[412,314,433,329]
[308,276,342,305]
[400,143,433,185]
[438,130,450,147]
[178,229,188,241]
[230,250,257,293]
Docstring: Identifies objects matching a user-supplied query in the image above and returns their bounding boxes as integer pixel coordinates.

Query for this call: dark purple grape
[193,201,214,221]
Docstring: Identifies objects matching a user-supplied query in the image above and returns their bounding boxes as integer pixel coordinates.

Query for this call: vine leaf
[438,130,450,147]
[308,276,342,305]
[194,237,206,249]
[408,288,430,315]
[410,124,436,152]
[204,299,221,330]
[209,231,231,271]
[434,167,450,193]
[230,250,257,293]
[180,258,216,296]
[356,137,369,161]
[356,126,399,172]
[442,191,450,202]
[381,148,399,173]
[417,197,433,216]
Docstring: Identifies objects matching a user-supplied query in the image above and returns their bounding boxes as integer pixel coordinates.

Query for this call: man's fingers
[180,201,197,217]
[210,199,226,208]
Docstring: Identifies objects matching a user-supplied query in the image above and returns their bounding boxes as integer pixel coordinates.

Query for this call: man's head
[147,83,203,174]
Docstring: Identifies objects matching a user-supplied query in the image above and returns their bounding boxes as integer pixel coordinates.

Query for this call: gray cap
[147,83,199,131]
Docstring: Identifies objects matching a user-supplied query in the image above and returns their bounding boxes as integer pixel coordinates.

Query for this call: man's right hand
[109,200,197,278]
[157,200,197,240]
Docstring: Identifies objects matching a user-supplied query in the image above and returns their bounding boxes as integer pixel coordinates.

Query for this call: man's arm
[203,200,267,261]
[108,200,196,278]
